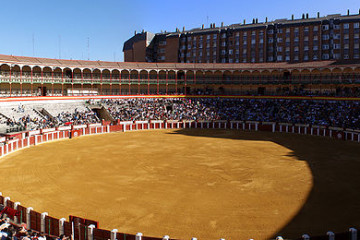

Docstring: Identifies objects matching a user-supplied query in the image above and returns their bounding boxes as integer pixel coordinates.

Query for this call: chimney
[221,22,224,27]
[142,29,144,33]
[182,26,185,32]
[292,14,294,20]
[243,19,246,24]
[256,18,258,23]
[306,13,309,19]
[252,18,255,24]
[266,17,268,23]
[134,30,137,35]
[213,23,216,28]
[347,9,350,15]
[302,14,305,19]
[201,24,204,29]
[317,12,320,18]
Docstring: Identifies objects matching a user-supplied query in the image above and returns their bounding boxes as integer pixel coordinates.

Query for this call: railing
[1,73,360,85]
[0,120,359,240]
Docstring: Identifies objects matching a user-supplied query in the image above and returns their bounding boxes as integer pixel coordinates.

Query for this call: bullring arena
[0,54,360,240]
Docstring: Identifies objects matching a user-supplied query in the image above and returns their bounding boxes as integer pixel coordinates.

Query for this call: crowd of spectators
[102,98,360,129]
[1,97,360,132]
[3,108,98,131]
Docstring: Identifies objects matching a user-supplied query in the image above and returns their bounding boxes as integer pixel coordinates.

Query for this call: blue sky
[1,0,358,61]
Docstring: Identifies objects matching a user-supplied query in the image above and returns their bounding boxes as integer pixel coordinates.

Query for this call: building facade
[123,11,360,64]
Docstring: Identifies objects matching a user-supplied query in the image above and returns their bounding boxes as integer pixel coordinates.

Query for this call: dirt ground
[0,129,359,240]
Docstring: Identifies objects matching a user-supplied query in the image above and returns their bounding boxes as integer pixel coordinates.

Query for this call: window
[304,55,309,61]
[343,23,350,29]
[304,27,309,32]
[277,55,283,61]
[344,54,350,59]
[322,25,329,30]
[313,55,318,60]
[259,39,264,44]
[213,34,217,39]
[285,56,290,61]
[322,54,329,59]
[294,55,299,61]
[286,28,290,33]
[267,29,274,34]
[251,39,256,44]
[343,44,349,49]
[355,34,359,39]
[314,26,319,31]
[355,23,360,29]
[333,34,340,40]
[313,45,318,50]
[213,51,217,55]
[322,44,329,50]
[222,33,226,38]
[235,32,240,37]
[277,37,283,43]
[322,35,330,40]
[199,44,203,48]
[355,43,360,49]
[243,49,247,54]
[286,47,290,52]
[268,38,273,43]
[333,24,340,30]
[277,46,282,52]
[344,34,349,40]
[314,36,318,40]
[221,50,226,55]
[294,28,299,32]
[286,37,290,42]
[294,46,299,51]
[333,44,340,49]
[221,41,226,47]
[334,53,340,59]
[355,54,360,59]
[278,29,283,33]
[304,36,309,41]
[304,46,309,51]
[294,37,299,42]
[229,49,233,55]
[159,48,165,53]
[188,44,191,49]
[268,56,274,61]
[159,41,166,46]
[207,35,211,40]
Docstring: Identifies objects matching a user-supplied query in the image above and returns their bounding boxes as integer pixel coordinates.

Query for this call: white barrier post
[111,229,118,240]
[136,232,143,240]
[34,136,38,145]
[177,122,180,128]
[14,202,21,223]
[329,129,332,137]
[351,132,354,141]
[255,123,258,131]
[26,207,33,228]
[1,146,3,156]
[302,234,310,240]
[165,122,168,129]
[327,231,335,240]
[191,238,197,240]
[236,122,239,130]
[4,197,10,206]
[272,123,276,133]
[298,126,301,134]
[107,125,110,133]
[310,127,313,135]
[350,228,357,240]
[242,122,245,130]
[248,123,251,130]
[14,202,20,223]
[46,134,49,141]
[130,124,133,131]
[59,218,66,235]
[292,126,295,133]
[162,235,170,240]
[95,127,98,134]
[207,122,210,128]
[41,212,48,233]
[87,224,96,240]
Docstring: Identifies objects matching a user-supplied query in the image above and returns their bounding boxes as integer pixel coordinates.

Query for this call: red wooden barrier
[30,210,41,232]
[93,228,111,240]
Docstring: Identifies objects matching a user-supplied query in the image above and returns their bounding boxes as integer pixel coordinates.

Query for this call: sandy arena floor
[1,129,360,240]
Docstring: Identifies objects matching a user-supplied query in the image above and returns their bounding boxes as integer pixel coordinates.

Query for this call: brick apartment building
[123,11,360,63]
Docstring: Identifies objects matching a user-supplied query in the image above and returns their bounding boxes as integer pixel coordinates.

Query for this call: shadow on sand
[167,128,360,239]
